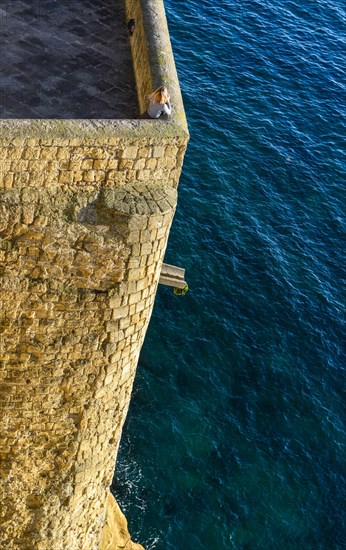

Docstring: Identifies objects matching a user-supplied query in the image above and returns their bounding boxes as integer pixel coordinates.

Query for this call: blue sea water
[112,0,346,548]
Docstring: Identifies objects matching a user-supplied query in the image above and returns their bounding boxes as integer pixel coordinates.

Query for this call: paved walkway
[0,0,138,118]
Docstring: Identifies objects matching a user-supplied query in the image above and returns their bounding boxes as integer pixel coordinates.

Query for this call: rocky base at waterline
[100,493,144,550]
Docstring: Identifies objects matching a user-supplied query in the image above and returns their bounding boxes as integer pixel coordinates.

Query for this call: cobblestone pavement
[0,0,138,118]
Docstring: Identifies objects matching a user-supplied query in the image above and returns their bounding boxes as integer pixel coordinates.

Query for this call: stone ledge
[0,118,189,143]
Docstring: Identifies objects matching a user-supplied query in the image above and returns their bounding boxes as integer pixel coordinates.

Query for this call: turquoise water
[112,0,346,548]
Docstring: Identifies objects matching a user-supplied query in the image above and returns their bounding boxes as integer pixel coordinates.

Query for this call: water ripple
[114,0,346,547]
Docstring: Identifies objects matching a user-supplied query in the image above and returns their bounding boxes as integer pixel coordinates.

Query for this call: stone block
[141,242,152,255]
[111,306,129,320]
[57,148,70,160]
[138,146,151,157]
[128,291,141,306]
[136,169,150,181]
[121,146,138,159]
[106,159,118,169]
[153,146,165,158]
[93,159,108,170]
[165,145,179,157]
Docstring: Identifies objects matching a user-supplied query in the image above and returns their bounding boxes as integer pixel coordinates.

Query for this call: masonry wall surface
[0,0,189,548]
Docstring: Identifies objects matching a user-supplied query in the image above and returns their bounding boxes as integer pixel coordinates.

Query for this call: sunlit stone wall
[0,0,189,548]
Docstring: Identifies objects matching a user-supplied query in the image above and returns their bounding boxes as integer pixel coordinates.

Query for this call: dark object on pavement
[128,19,135,36]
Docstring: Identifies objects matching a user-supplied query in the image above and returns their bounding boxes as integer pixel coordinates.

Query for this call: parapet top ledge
[0,0,189,144]
[0,118,189,144]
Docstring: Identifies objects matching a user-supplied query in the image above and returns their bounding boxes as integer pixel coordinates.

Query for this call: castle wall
[125,0,152,113]
[0,0,189,548]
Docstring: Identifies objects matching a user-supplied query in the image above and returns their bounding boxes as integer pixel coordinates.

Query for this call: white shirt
[147,99,172,119]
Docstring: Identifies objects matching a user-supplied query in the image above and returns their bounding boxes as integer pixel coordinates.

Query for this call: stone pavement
[0,0,138,118]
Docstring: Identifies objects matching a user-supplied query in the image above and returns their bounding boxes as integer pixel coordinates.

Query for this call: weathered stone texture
[0,137,186,190]
[99,493,144,550]
[1,0,189,546]
[125,0,152,114]
[0,133,186,549]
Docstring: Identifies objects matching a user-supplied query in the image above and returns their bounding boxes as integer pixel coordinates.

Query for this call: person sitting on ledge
[147,86,172,118]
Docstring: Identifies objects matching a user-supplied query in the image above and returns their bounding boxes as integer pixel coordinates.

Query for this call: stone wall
[0,133,187,191]
[0,130,188,549]
[0,0,189,548]
[125,0,187,120]
[125,0,152,113]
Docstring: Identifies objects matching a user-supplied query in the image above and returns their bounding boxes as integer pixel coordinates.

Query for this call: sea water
[112,0,346,548]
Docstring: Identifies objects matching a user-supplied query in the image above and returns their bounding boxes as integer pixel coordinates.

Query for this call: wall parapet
[0,0,189,142]
[125,0,188,129]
